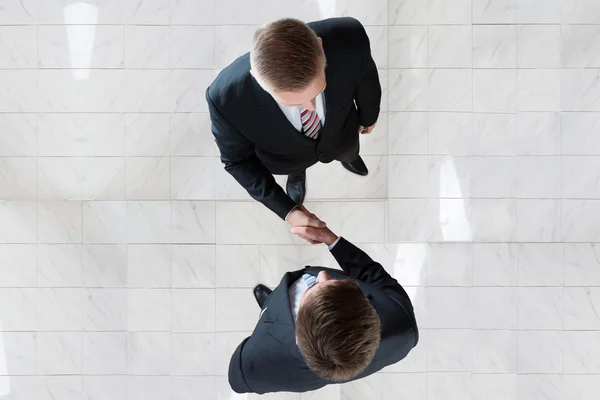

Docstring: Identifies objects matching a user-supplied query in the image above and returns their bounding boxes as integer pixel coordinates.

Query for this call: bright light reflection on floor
[317,0,337,18]
[439,157,472,241]
[64,2,98,80]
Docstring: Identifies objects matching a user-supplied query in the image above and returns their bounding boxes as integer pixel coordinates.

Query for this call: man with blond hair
[206,17,381,240]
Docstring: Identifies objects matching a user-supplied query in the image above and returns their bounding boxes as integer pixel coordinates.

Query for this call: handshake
[285,206,338,245]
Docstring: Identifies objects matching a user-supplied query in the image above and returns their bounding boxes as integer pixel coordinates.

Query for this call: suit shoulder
[334,17,368,36]
[312,17,369,46]
[311,18,370,68]
[207,53,253,110]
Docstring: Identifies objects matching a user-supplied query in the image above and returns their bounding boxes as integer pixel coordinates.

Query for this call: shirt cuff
[284,205,299,222]
[328,237,341,251]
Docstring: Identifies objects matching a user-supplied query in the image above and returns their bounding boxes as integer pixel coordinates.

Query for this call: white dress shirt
[287,237,341,321]
[278,92,327,221]
[275,92,326,132]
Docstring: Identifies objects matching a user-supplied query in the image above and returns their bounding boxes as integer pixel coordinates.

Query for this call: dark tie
[300,109,322,139]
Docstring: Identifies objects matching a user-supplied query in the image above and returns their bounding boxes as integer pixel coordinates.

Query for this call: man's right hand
[285,206,326,244]
[290,226,339,247]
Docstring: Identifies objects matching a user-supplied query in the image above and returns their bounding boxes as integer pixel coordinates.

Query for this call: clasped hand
[285,206,338,245]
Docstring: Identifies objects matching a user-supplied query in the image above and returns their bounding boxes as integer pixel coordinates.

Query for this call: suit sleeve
[228,337,252,393]
[206,90,298,220]
[354,25,381,128]
[330,238,411,309]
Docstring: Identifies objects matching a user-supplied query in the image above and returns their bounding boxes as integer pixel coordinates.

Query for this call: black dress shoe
[341,156,368,176]
[286,170,306,206]
[253,284,272,309]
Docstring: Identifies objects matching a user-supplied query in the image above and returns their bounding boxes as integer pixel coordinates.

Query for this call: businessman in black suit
[206,17,381,230]
[228,226,419,394]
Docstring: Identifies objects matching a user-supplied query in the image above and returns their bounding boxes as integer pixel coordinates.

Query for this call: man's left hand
[358,122,376,134]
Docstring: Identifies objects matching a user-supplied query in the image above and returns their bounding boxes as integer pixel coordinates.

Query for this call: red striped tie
[300,109,322,139]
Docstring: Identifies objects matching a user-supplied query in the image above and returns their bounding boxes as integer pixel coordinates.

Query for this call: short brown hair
[295,279,381,381]
[251,18,325,92]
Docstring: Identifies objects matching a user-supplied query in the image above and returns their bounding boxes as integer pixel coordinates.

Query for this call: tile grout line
[212,2,218,337]
[35,20,40,379]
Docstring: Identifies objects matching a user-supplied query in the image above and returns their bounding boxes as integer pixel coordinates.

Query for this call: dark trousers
[334,133,360,162]
[289,134,360,178]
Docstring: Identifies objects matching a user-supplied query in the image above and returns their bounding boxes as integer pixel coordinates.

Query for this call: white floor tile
[83,376,127,400]
[215,288,260,331]
[127,332,171,375]
[427,329,472,372]
[82,332,127,375]
[171,289,216,333]
[472,330,517,373]
[0,244,37,287]
[0,2,597,399]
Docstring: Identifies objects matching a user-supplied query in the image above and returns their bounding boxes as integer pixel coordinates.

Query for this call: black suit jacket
[228,238,419,394]
[206,18,382,219]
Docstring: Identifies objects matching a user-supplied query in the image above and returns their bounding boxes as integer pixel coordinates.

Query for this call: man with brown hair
[228,226,419,394]
[206,17,381,233]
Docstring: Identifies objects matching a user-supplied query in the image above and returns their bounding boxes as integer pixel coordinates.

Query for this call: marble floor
[1,0,600,399]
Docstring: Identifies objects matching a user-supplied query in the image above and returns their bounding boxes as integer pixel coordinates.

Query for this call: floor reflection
[394,243,427,300]
[315,0,337,18]
[64,2,98,80]
[438,157,472,241]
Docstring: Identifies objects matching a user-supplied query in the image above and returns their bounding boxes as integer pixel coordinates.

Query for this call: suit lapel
[251,64,341,144]
[251,77,316,143]
[320,64,338,135]
[262,269,308,364]
[262,270,304,326]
